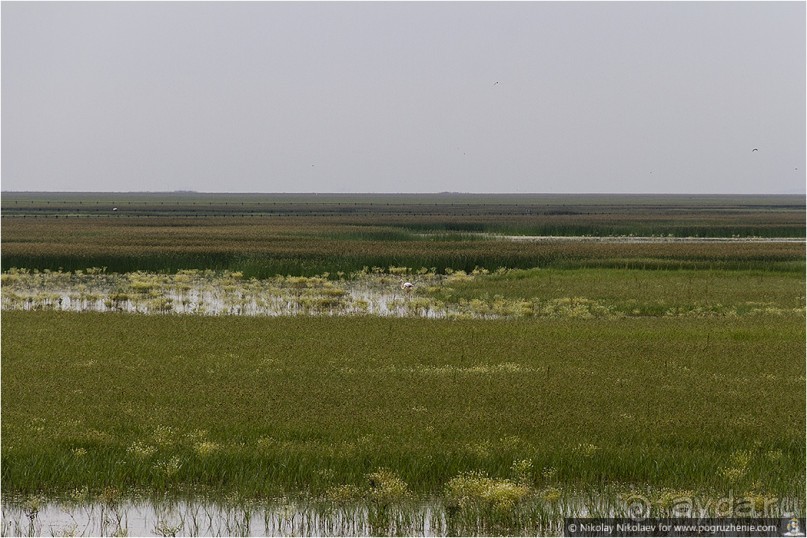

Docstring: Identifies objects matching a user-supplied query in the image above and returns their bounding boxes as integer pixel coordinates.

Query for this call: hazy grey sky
[2,1,805,193]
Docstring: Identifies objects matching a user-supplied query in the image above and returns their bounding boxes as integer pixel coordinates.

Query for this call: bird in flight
[493,81,500,86]
[752,148,759,152]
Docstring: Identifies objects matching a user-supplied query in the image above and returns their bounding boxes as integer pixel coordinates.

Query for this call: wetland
[2,193,804,536]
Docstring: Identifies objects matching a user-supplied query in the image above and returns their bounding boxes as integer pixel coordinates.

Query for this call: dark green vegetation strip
[3,312,804,499]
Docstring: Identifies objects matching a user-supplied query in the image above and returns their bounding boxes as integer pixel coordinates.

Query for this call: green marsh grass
[3,312,804,503]
[426,267,806,318]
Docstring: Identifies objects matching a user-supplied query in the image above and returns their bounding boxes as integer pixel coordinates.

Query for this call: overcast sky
[2,1,805,194]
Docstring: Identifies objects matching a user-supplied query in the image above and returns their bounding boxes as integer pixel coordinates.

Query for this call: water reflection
[1,271,454,319]
[3,493,801,536]
[2,498,451,537]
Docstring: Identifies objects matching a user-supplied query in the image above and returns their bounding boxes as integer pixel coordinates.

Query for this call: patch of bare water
[3,494,800,537]
[495,235,805,244]
[0,498,435,537]
[0,497,563,537]
[415,232,805,243]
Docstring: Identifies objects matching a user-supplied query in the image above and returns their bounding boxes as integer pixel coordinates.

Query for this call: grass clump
[445,471,529,511]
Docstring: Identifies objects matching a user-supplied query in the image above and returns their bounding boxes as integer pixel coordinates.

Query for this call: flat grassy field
[2,312,804,499]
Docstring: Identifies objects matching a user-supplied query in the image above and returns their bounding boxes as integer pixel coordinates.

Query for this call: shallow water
[3,494,801,537]
[0,498,546,537]
[0,271,455,319]
[500,235,806,243]
[2,499,380,537]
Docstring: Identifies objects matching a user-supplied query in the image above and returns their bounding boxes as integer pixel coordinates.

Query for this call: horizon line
[2,191,805,196]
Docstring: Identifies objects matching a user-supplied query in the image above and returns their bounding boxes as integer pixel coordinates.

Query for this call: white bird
[400,281,414,292]
[112,207,118,211]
